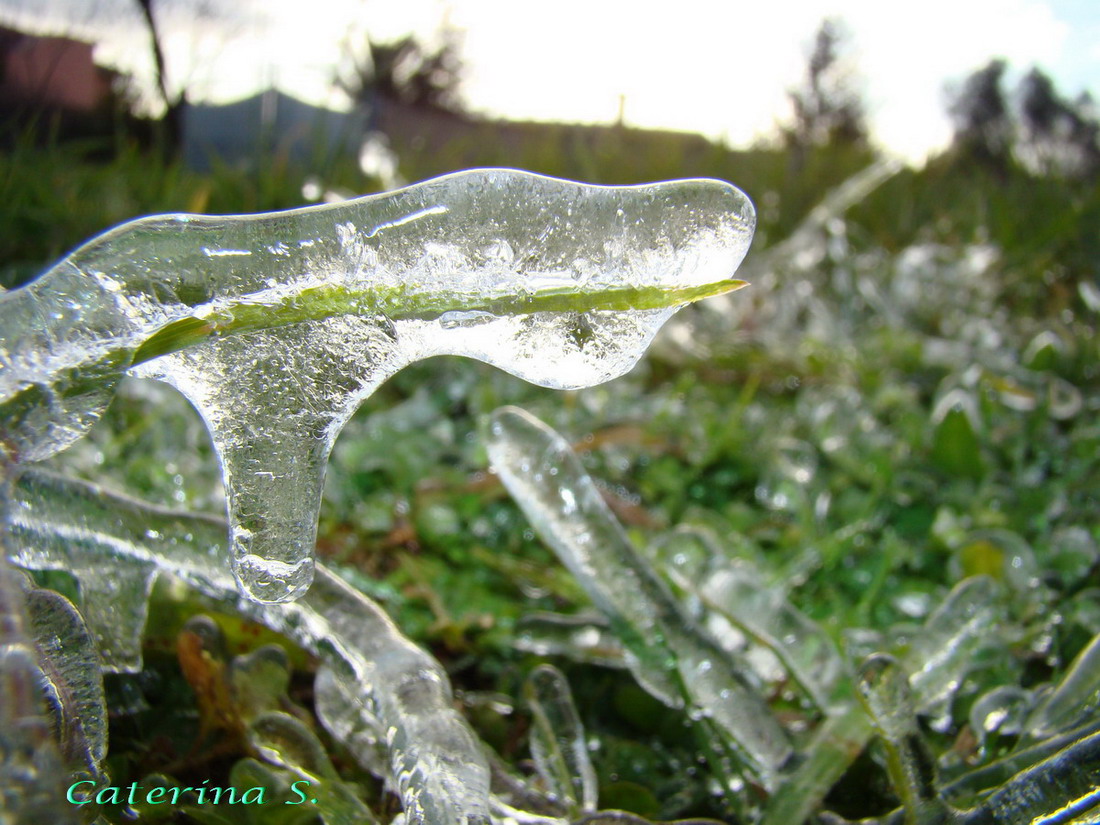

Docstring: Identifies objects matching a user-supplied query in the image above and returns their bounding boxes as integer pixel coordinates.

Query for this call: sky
[1,0,1097,163]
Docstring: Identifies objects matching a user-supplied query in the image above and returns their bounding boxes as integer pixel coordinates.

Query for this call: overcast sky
[1,0,1097,162]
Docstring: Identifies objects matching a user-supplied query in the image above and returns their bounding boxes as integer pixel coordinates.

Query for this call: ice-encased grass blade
[486,406,792,790]
[650,526,850,712]
[23,584,108,784]
[0,169,753,604]
[6,468,491,825]
[515,611,626,668]
[313,664,387,777]
[1023,632,1100,740]
[525,664,598,815]
[760,702,872,825]
[856,655,953,825]
[247,710,381,825]
[0,557,83,824]
[941,718,1100,805]
[962,729,1100,825]
[907,576,1004,730]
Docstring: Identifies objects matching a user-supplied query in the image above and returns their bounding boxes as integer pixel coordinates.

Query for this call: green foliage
[2,118,1099,823]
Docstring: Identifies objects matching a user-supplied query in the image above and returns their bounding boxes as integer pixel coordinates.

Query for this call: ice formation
[525,663,598,815]
[8,467,492,824]
[487,406,793,790]
[0,169,753,603]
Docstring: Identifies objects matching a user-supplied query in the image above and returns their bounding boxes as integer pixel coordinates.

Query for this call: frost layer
[0,169,754,603]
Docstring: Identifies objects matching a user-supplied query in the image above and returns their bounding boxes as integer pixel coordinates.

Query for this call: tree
[130,0,228,148]
[784,18,868,152]
[947,61,1100,178]
[947,59,1012,170]
[340,29,463,112]
[1017,67,1100,177]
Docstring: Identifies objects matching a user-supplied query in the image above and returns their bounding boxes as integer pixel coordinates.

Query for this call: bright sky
[1,0,1097,163]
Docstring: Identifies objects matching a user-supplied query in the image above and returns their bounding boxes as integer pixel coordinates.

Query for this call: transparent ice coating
[968,729,1100,824]
[650,527,849,712]
[856,655,946,822]
[7,468,491,825]
[525,664,598,815]
[0,556,83,824]
[487,406,791,789]
[23,584,109,783]
[760,703,872,825]
[515,611,627,668]
[969,685,1034,748]
[0,169,753,603]
[1024,632,1100,740]
[906,576,1004,729]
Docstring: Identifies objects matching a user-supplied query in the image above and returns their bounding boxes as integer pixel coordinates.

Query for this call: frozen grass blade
[962,729,1100,825]
[525,664,598,816]
[0,461,84,823]
[6,467,491,825]
[760,702,872,825]
[0,559,83,824]
[23,585,108,783]
[487,406,792,790]
[1024,632,1100,740]
[651,526,850,712]
[857,655,952,825]
[1,169,753,604]
[907,576,1004,728]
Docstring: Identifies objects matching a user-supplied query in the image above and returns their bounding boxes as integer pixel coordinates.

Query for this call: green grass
[8,124,1100,823]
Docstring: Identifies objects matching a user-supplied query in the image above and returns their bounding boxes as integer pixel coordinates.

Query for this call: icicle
[525,664,598,815]
[2,169,753,604]
[67,561,156,674]
[487,406,792,789]
[7,467,491,825]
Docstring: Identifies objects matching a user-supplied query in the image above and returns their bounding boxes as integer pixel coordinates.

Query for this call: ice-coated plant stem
[487,406,792,790]
[1,169,754,604]
[7,468,492,825]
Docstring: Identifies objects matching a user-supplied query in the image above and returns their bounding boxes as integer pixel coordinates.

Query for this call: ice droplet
[969,685,1033,741]
[2,169,754,604]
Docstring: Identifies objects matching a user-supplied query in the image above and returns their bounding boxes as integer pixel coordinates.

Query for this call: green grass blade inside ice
[487,406,791,790]
[1,169,753,604]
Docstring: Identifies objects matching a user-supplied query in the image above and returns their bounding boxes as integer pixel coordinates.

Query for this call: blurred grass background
[4,19,1100,821]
